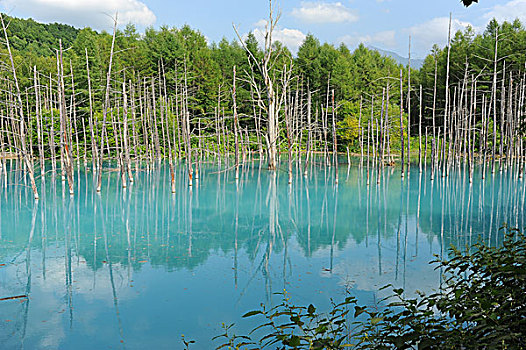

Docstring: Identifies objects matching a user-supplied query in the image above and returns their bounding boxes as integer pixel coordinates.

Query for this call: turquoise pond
[0,159,524,349]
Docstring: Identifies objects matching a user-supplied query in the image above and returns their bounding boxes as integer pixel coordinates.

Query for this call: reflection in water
[0,159,524,349]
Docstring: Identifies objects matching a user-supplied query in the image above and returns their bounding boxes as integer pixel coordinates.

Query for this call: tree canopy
[1,12,526,155]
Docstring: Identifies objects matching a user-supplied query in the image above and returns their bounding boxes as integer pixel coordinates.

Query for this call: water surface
[0,160,523,349]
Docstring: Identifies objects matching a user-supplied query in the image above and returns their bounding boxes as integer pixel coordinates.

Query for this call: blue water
[0,159,523,349]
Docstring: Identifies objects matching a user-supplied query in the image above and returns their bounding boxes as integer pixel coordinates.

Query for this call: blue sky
[2,0,526,58]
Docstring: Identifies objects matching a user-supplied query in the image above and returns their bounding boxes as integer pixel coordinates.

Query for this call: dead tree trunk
[233,0,292,171]
[400,69,405,177]
[96,15,118,193]
[0,13,39,199]
[122,81,133,184]
[233,66,240,180]
[443,13,452,177]
[304,90,312,177]
[58,41,75,195]
[419,85,423,172]
[85,48,98,168]
[33,66,45,178]
[332,90,338,184]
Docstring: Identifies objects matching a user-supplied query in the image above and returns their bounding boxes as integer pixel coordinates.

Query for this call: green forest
[1,12,525,170]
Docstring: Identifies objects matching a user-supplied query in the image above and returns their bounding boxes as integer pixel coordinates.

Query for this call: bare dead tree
[96,14,118,193]
[0,13,39,199]
[233,0,293,170]
[57,40,75,195]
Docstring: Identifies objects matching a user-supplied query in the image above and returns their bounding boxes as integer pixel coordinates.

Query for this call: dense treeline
[4,13,525,147]
[1,12,407,153]
[1,11,526,199]
[419,19,526,125]
[5,15,401,109]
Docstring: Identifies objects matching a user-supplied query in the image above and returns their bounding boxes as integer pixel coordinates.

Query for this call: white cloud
[273,28,307,52]
[405,17,473,55]
[251,20,307,54]
[3,0,156,30]
[339,30,397,49]
[483,0,526,24]
[0,252,138,349]
[254,19,268,28]
[291,1,359,24]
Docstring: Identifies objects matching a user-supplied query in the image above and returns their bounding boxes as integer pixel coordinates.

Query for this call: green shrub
[206,227,525,349]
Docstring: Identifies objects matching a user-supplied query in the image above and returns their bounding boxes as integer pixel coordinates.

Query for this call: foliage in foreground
[206,228,525,349]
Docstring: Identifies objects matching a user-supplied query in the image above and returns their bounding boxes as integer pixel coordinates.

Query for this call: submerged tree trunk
[233,66,240,179]
[400,69,405,177]
[96,15,118,193]
[58,40,75,195]
[0,13,39,200]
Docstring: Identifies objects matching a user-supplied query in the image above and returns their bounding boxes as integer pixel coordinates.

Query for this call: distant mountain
[368,46,425,70]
